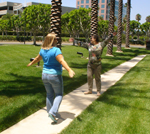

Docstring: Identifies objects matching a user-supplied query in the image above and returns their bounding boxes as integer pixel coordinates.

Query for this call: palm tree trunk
[116,0,123,52]
[50,0,62,49]
[126,0,131,48]
[106,0,115,56]
[90,0,98,37]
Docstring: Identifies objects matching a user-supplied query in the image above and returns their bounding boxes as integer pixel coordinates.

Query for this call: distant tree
[98,16,104,21]
[140,22,150,39]
[0,19,6,36]
[146,16,150,22]
[1,13,12,20]
[98,20,109,39]
[0,19,10,36]
[136,14,141,22]
[1,13,12,36]
[10,15,21,37]
[38,4,51,40]
[62,8,91,42]
[21,4,51,45]
[130,20,140,39]
[135,14,141,40]
[21,5,39,45]
[61,12,74,37]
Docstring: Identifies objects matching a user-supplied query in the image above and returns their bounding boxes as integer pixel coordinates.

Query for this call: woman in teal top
[27,33,75,123]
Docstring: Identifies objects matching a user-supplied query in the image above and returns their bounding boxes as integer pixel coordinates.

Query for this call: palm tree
[136,14,141,22]
[90,0,98,37]
[116,0,123,52]
[136,13,141,40]
[50,0,62,49]
[146,16,150,22]
[106,0,115,56]
[125,0,131,48]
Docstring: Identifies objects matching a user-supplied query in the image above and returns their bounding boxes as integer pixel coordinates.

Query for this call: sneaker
[49,113,57,123]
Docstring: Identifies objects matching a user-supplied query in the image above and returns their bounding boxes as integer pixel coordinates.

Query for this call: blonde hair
[41,33,56,49]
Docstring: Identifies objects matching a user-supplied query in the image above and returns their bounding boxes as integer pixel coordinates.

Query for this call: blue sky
[1,0,150,24]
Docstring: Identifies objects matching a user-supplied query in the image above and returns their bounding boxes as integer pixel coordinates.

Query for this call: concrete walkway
[0,55,146,134]
[0,41,146,48]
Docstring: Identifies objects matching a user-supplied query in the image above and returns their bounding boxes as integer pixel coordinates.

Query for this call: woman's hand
[56,54,75,78]
[68,70,75,78]
[113,32,117,36]
[27,54,42,67]
[27,63,32,67]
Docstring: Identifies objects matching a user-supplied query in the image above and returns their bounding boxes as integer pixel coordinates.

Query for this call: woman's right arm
[56,54,75,78]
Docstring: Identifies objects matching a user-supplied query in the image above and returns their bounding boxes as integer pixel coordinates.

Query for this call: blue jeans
[42,73,63,117]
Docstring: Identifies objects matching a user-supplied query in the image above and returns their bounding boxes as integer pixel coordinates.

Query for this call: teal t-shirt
[39,47,62,75]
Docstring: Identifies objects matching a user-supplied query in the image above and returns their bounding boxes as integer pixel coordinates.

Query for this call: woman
[84,33,116,96]
[27,33,75,123]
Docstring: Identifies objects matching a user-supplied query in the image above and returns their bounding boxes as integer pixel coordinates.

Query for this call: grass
[60,54,150,134]
[0,44,150,132]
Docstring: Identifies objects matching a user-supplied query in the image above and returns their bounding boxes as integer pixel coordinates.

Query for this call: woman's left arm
[27,54,42,66]
[101,32,117,48]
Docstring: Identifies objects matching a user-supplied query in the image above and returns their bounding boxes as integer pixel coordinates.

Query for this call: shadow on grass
[95,83,150,113]
[0,72,87,132]
[0,73,45,97]
[0,73,46,132]
[69,62,87,69]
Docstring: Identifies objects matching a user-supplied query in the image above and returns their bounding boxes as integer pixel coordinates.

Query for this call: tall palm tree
[116,0,123,52]
[125,0,131,48]
[106,0,115,56]
[136,13,141,40]
[50,0,62,49]
[90,0,98,37]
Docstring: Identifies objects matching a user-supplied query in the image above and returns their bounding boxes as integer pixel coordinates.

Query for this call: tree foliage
[21,4,51,44]
[130,20,140,38]
[62,8,91,41]
[146,15,150,22]
[136,14,141,22]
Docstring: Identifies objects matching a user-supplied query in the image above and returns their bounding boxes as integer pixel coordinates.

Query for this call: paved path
[0,41,72,46]
[0,41,146,48]
[0,55,146,134]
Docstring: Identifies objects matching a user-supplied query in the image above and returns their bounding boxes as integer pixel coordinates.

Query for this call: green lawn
[0,44,150,132]
[61,54,150,134]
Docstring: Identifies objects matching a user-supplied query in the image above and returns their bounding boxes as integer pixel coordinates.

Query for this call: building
[0,1,76,17]
[76,0,127,26]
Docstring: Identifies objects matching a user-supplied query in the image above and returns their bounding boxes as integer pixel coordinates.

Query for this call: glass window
[86,5,89,8]
[101,5,105,8]
[86,0,89,3]
[78,1,79,5]
[101,10,104,13]
[81,5,84,8]
[98,0,100,3]
[77,6,79,8]
[102,0,105,3]
[81,0,84,4]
